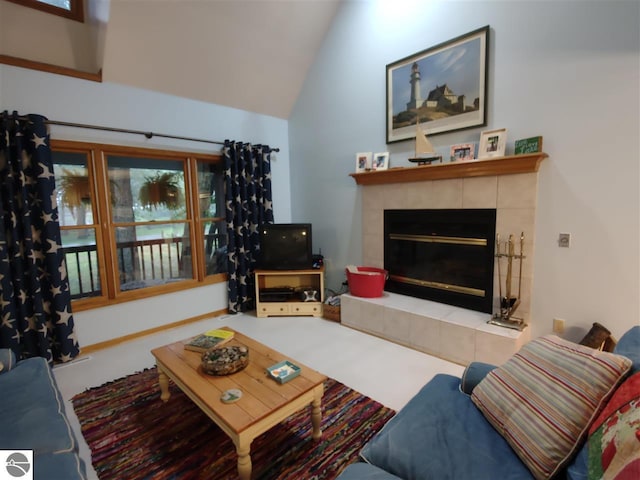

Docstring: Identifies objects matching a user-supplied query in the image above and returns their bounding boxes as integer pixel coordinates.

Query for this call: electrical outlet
[553,318,565,334]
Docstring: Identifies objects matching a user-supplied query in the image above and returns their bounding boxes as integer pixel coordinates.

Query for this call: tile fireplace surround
[345,154,547,365]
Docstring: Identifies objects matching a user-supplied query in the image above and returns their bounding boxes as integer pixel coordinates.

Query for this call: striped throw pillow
[471,335,632,480]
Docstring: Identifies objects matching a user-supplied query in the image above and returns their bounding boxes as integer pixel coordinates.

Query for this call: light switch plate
[558,233,571,248]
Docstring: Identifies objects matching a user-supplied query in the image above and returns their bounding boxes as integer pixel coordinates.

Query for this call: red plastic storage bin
[345,266,388,298]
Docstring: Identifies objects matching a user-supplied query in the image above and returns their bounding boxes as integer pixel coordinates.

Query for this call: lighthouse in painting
[406,62,423,110]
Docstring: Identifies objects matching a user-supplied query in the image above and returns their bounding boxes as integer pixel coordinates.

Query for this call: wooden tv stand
[255,267,324,317]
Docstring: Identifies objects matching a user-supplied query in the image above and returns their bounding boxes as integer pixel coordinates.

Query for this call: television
[258,223,313,270]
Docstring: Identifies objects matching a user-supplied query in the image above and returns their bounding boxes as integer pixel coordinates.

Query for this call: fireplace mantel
[350,152,548,186]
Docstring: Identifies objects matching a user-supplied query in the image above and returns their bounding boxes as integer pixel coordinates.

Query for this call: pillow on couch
[587,371,640,479]
[0,349,15,374]
[566,325,640,480]
[471,335,632,480]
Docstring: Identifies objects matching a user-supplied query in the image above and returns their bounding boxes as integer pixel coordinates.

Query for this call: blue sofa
[337,326,640,480]
[0,349,87,480]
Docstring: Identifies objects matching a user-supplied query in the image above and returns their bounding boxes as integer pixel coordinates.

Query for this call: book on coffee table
[184,329,234,353]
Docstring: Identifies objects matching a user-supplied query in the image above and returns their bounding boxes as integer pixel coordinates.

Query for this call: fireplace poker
[496,234,502,304]
[504,233,525,319]
[505,234,513,308]
[517,232,524,300]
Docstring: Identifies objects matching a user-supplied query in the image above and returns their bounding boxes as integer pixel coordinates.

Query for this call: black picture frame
[386,26,489,144]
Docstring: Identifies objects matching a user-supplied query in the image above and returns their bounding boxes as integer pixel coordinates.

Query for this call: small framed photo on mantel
[355,152,372,173]
[450,143,476,162]
[372,152,390,170]
[478,128,507,159]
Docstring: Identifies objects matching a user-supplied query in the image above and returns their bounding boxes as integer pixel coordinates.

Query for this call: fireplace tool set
[488,232,527,331]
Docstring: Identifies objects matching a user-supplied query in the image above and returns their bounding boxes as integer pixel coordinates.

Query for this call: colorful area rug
[71,367,395,480]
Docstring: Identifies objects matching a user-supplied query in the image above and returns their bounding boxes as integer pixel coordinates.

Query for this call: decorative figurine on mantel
[488,232,527,331]
[408,117,442,165]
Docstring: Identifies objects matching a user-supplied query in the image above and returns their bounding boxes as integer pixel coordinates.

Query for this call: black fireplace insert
[384,209,496,313]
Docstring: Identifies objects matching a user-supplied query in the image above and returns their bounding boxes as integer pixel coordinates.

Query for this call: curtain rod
[8,116,280,152]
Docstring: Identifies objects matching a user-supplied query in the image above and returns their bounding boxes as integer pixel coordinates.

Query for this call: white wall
[0,65,292,347]
[0,1,100,73]
[289,0,640,341]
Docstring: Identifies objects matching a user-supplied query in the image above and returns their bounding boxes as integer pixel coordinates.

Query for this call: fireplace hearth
[384,209,496,313]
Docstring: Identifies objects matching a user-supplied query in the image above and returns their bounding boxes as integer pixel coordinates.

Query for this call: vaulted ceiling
[102,0,342,119]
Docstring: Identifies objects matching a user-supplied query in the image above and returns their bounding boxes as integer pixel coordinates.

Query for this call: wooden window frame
[52,139,227,312]
[5,0,84,22]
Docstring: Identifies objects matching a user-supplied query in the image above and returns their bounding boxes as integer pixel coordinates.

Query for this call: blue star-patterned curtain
[0,111,80,364]
[223,141,274,313]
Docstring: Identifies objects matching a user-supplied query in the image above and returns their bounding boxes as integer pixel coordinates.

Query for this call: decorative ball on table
[201,345,249,376]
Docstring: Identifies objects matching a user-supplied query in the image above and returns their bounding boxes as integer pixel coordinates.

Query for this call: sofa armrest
[614,326,640,374]
[460,361,496,394]
[0,349,16,374]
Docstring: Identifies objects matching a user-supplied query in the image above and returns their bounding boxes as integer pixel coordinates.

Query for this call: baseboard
[79,309,229,354]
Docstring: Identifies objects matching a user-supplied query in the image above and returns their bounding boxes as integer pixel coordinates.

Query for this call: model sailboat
[408,119,442,165]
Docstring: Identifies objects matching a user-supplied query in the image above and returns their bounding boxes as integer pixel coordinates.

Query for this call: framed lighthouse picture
[386,26,489,144]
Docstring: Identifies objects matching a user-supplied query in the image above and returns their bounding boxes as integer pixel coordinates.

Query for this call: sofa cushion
[0,357,87,479]
[0,357,80,454]
[360,374,534,480]
[471,335,632,480]
[34,451,88,480]
[337,462,404,480]
[460,361,496,394]
[0,348,16,374]
[587,371,640,479]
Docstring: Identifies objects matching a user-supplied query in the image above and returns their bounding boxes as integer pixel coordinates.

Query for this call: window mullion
[93,150,119,299]
[85,148,111,302]
[186,157,203,281]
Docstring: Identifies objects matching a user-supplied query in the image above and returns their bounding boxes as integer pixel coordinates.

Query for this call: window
[195,160,227,277]
[5,0,84,22]
[52,140,227,311]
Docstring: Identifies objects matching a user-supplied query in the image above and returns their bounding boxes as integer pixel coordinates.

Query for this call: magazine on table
[184,329,235,353]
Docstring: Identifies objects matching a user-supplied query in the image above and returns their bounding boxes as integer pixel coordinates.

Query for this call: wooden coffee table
[151,328,327,480]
